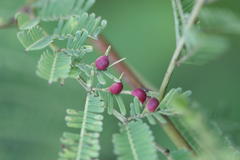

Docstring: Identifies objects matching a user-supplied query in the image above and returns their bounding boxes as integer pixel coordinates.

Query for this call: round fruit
[131,88,147,103]
[108,82,123,94]
[146,97,159,112]
[95,56,109,70]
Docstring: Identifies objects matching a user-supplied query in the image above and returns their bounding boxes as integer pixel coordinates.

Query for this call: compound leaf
[37,50,71,84]
[113,121,158,160]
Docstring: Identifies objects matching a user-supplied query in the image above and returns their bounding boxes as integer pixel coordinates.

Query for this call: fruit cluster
[95,55,159,112]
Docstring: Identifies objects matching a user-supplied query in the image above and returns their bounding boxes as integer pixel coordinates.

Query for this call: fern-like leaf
[39,0,95,21]
[63,30,93,56]
[17,26,53,51]
[59,93,104,160]
[54,13,107,39]
[113,121,158,160]
[37,50,71,84]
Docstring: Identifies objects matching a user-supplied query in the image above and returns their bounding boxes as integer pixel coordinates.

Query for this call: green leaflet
[59,93,104,160]
[39,0,96,21]
[17,26,53,51]
[114,95,126,115]
[64,30,93,57]
[113,121,158,160]
[54,12,107,39]
[96,71,106,85]
[37,50,71,84]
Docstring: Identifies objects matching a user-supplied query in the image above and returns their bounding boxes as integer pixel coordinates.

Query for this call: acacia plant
[3,0,240,159]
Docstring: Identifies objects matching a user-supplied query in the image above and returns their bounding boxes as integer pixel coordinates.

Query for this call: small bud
[108,82,123,94]
[146,98,159,112]
[131,88,147,103]
[95,56,109,70]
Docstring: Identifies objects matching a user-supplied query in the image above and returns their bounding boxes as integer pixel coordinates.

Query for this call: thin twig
[175,0,186,26]
[158,0,205,102]
[171,0,180,43]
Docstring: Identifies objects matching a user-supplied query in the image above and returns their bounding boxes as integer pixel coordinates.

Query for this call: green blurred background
[0,0,240,159]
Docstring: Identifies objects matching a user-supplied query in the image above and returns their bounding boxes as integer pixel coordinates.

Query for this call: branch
[158,0,205,101]
[171,0,180,43]
[92,0,205,154]
[91,35,195,152]
[8,1,204,154]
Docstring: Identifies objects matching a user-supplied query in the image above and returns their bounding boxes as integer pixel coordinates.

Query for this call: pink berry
[146,98,159,112]
[95,56,109,70]
[108,82,123,94]
[131,88,147,104]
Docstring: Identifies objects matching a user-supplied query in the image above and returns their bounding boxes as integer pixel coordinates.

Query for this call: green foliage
[36,50,72,84]
[64,30,93,57]
[54,13,107,39]
[113,121,158,160]
[38,0,95,21]
[16,0,106,84]
[179,8,240,65]
[13,0,240,160]
[162,88,240,160]
[128,97,173,125]
[172,1,240,65]
[107,92,114,114]
[59,93,104,160]
[114,95,127,116]
[17,25,53,51]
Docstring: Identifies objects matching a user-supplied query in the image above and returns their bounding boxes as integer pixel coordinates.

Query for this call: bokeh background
[0,0,240,159]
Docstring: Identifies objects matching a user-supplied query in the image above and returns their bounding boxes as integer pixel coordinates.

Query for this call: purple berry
[146,98,159,112]
[95,56,109,70]
[108,82,123,94]
[131,88,147,104]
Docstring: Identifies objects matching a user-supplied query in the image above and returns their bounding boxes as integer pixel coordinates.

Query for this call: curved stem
[158,0,205,102]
